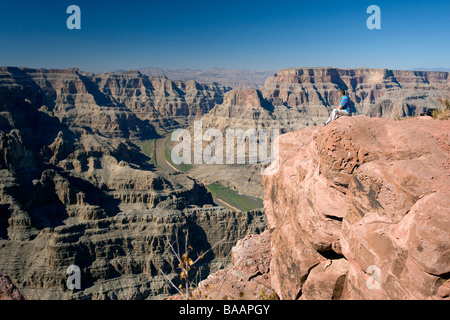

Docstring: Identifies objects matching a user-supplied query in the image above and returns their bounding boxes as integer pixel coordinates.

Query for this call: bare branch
[157,230,227,300]
[157,267,185,299]
[184,229,190,300]
[166,238,182,265]
[192,237,226,266]
[185,229,189,257]
[175,231,181,260]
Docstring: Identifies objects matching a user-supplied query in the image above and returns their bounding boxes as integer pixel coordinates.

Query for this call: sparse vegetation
[432,98,450,120]
[138,138,157,166]
[258,289,279,300]
[158,229,225,300]
[206,184,264,212]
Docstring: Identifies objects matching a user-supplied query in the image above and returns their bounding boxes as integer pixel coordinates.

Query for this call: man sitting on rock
[324,89,352,125]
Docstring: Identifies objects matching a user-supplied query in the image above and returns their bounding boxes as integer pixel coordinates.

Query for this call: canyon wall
[262,67,449,124]
[138,67,275,89]
[200,67,449,133]
[0,66,263,299]
[95,71,230,129]
[6,67,230,134]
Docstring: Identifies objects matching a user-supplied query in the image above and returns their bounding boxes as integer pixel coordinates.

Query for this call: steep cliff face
[95,71,230,129]
[197,89,276,132]
[0,66,212,239]
[0,274,25,300]
[263,116,450,300]
[196,230,274,300]
[21,68,157,139]
[0,208,265,300]
[0,66,263,300]
[262,67,448,122]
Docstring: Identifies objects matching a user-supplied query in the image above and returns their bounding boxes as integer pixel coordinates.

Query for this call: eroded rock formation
[262,67,449,122]
[0,66,263,300]
[1,208,265,300]
[0,274,25,300]
[95,71,230,129]
[197,230,275,300]
[263,116,450,300]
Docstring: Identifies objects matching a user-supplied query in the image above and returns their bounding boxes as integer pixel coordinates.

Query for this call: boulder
[263,116,450,299]
[197,230,276,300]
[0,274,25,300]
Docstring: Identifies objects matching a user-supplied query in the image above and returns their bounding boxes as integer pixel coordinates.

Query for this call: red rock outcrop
[0,274,25,300]
[197,230,276,300]
[263,115,450,300]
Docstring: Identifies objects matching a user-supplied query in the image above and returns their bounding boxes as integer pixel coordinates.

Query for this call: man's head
[339,89,346,97]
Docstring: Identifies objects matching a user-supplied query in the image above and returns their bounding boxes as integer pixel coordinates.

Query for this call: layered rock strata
[0,66,262,300]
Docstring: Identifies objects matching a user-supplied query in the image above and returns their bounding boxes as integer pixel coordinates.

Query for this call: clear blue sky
[0,0,449,72]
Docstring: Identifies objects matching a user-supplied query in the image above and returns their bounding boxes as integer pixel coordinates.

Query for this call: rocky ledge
[197,230,275,300]
[263,115,449,299]
[0,274,25,300]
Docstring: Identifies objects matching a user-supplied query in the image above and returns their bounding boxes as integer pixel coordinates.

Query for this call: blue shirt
[340,95,352,114]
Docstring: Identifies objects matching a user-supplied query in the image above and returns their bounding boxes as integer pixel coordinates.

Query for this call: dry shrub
[432,98,450,120]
